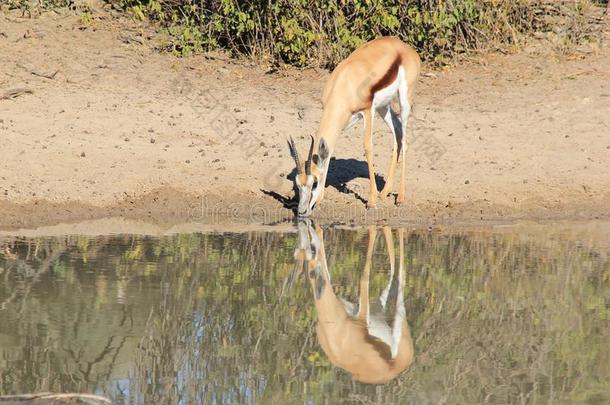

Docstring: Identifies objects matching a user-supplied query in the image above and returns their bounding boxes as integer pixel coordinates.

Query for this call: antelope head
[292,219,327,300]
[287,136,330,217]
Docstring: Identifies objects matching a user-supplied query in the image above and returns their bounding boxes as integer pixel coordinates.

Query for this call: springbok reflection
[293,221,414,384]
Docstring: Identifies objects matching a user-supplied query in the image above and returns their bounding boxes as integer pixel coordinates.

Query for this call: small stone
[465,180,470,184]
[150,138,156,143]
[80,152,86,157]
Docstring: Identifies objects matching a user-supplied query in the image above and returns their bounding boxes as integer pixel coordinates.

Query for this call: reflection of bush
[0,227,608,403]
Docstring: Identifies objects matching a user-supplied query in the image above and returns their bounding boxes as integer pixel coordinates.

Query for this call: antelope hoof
[367,201,377,210]
[379,188,391,200]
[396,196,405,207]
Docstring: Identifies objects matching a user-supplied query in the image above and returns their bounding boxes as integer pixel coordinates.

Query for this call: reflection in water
[293,221,413,384]
[0,224,608,404]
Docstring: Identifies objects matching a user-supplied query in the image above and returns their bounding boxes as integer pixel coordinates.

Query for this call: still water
[0,222,608,404]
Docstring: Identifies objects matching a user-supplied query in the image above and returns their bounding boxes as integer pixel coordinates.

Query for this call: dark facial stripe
[315,272,326,299]
[308,187,315,207]
[307,175,319,208]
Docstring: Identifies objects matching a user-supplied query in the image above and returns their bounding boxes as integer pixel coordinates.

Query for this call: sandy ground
[1,8,609,231]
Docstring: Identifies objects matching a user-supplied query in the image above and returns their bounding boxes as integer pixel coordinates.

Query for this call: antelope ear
[317,138,330,168]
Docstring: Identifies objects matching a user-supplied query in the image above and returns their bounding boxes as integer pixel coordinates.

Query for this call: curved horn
[305,135,315,175]
[287,136,302,175]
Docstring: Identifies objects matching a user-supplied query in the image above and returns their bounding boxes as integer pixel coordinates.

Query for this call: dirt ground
[1,8,609,231]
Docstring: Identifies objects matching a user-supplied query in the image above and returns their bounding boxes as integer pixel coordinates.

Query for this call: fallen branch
[31,69,59,79]
[0,87,33,100]
[2,16,27,23]
[16,62,59,80]
[119,34,144,45]
[0,393,111,403]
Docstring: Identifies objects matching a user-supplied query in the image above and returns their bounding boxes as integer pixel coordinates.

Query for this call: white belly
[372,66,403,108]
[343,66,405,130]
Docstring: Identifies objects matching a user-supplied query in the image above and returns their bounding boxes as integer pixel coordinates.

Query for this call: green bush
[1,0,601,64]
[106,0,599,65]
[1,0,73,16]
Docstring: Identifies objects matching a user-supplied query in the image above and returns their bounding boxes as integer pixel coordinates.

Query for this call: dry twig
[0,392,111,404]
[16,62,59,80]
[0,87,33,100]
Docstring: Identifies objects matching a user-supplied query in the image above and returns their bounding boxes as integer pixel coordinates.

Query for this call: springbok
[293,221,413,384]
[287,36,421,217]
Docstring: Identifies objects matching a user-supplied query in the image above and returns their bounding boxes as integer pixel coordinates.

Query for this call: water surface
[0,222,608,404]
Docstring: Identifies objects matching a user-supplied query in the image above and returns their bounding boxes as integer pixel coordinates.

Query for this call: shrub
[2,0,603,65]
[106,0,603,65]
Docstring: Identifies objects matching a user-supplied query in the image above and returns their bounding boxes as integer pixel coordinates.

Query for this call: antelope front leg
[357,225,377,324]
[379,226,395,309]
[363,109,378,209]
[397,96,412,205]
[388,227,408,359]
[378,106,401,199]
